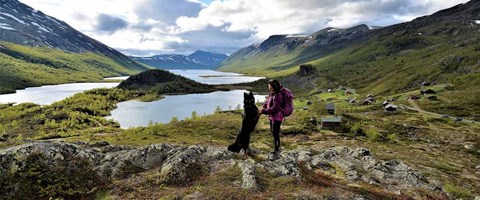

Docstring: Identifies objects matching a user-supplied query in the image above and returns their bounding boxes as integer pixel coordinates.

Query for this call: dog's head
[243,91,255,105]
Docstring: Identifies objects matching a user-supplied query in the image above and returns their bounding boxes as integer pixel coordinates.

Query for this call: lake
[0,70,263,105]
[0,70,265,128]
[0,83,119,105]
[107,70,266,128]
[106,90,266,128]
[169,70,264,85]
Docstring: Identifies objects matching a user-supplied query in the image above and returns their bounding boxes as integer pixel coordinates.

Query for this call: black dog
[227,91,260,156]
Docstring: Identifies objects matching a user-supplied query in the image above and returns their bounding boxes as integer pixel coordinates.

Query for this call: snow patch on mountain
[0,23,16,31]
[327,28,337,32]
[0,12,27,25]
[31,22,50,33]
[44,15,67,29]
[286,34,309,38]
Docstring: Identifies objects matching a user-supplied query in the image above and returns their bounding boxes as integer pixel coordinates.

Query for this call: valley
[1,0,480,199]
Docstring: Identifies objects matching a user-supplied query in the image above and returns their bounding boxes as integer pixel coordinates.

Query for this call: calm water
[106,90,265,128]
[0,70,263,106]
[105,70,265,128]
[169,69,264,84]
[0,83,119,105]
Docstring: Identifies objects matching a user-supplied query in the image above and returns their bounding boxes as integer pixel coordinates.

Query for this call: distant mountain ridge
[219,24,373,74]
[0,0,150,94]
[130,50,228,69]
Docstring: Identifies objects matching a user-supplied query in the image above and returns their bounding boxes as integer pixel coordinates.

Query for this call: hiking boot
[245,148,256,157]
[269,151,281,161]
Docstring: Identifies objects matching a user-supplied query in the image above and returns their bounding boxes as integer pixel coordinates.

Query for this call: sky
[18,0,470,56]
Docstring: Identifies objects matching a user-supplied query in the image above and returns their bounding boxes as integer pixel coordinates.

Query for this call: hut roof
[325,103,335,110]
[321,117,342,123]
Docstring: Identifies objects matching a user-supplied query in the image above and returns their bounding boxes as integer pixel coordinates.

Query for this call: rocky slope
[0,0,145,68]
[0,0,150,94]
[0,141,447,199]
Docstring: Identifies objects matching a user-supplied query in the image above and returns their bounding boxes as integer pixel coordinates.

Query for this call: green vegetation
[0,152,108,199]
[0,42,150,94]
[0,85,479,198]
[219,18,480,120]
[444,183,473,199]
[0,88,139,147]
[1,4,480,198]
[117,69,215,94]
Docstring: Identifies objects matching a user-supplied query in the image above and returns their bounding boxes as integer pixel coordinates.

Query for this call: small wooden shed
[321,116,343,129]
[325,103,335,114]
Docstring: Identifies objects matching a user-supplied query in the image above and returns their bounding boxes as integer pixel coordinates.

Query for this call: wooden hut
[325,103,335,114]
[321,116,343,129]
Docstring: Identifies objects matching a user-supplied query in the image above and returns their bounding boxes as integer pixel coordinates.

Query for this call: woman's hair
[268,79,282,93]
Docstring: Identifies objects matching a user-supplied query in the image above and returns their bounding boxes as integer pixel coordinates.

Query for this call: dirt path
[407,99,421,110]
[401,100,477,124]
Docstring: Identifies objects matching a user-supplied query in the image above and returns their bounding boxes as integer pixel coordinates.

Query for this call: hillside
[131,50,228,70]
[219,1,480,89]
[220,0,480,120]
[0,0,150,94]
[219,25,373,75]
[0,42,149,94]
[117,69,215,94]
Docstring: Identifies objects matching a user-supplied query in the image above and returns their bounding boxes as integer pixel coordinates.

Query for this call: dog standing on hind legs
[227,91,260,157]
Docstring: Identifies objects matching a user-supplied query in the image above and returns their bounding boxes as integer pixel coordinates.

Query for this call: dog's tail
[227,143,241,153]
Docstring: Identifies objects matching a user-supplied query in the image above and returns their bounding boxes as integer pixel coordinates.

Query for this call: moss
[255,167,301,198]
[365,127,383,142]
[115,160,145,179]
[0,152,109,199]
[444,183,473,199]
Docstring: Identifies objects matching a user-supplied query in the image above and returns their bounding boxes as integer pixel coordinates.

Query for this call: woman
[259,79,284,160]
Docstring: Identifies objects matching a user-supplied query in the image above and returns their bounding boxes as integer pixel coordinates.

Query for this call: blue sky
[19,0,470,56]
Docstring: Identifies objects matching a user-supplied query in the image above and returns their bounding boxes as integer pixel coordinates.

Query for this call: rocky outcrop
[297,64,317,77]
[0,141,443,196]
[309,147,440,192]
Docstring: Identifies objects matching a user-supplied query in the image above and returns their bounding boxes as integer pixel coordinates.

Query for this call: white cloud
[18,0,470,56]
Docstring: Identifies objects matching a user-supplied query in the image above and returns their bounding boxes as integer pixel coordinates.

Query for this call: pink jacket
[261,92,284,122]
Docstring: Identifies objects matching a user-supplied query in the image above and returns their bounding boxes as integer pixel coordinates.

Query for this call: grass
[0,42,150,94]
[219,22,480,120]
[444,183,473,199]
[1,68,479,198]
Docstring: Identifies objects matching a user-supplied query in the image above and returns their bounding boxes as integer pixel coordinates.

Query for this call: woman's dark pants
[269,120,282,152]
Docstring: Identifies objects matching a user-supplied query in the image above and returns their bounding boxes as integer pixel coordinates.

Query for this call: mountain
[0,0,150,94]
[219,25,373,75]
[130,50,227,69]
[220,0,480,119]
